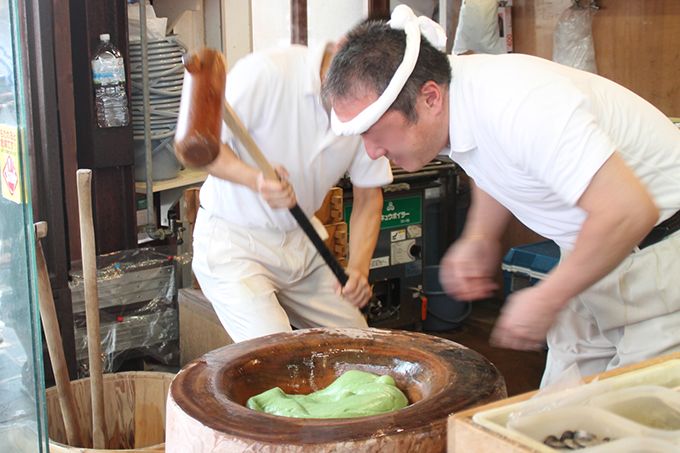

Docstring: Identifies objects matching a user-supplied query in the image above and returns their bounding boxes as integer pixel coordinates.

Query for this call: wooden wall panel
[53,0,80,263]
[512,0,680,116]
[291,0,307,45]
[593,1,680,117]
[70,0,137,254]
[368,0,390,20]
[92,166,137,255]
[70,0,134,169]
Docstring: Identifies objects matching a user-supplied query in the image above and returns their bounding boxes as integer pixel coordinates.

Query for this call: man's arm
[340,186,384,307]
[534,151,658,307]
[203,143,296,210]
[204,143,259,190]
[461,182,513,240]
[440,182,512,300]
[348,186,383,276]
[491,152,659,350]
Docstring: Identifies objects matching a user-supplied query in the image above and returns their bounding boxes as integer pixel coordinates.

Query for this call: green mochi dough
[246,369,409,418]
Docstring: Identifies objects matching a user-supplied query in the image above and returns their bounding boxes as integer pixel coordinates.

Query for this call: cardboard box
[324,221,348,267]
[178,288,233,366]
[314,186,343,224]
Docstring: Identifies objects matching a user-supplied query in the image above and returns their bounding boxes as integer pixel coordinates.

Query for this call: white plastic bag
[553,3,598,73]
[128,1,168,43]
[453,0,505,55]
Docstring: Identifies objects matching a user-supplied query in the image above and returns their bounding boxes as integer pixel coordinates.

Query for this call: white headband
[330,5,447,136]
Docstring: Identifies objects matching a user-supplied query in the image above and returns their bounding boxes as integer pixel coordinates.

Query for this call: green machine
[343,158,461,329]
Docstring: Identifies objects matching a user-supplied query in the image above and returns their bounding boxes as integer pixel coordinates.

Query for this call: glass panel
[0,0,48,451]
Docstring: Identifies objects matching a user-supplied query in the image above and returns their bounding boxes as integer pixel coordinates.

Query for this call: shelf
[135,167,208,194]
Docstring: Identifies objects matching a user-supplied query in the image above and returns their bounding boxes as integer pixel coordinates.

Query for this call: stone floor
[426,298,547,397]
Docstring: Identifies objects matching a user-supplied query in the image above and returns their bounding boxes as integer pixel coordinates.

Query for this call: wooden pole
[34,221,85,447]
[76,169,107,448]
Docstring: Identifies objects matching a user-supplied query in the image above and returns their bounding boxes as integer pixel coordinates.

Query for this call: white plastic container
[580,436,679,453]
[507,406,646,449]
[588,385,680,435]
[471,359,680,452]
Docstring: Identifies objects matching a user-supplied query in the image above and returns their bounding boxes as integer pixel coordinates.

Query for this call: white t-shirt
[445,53,680,250]
[200,44,393,231]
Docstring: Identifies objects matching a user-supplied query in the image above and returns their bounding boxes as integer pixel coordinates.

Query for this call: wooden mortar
[166,328,507,452]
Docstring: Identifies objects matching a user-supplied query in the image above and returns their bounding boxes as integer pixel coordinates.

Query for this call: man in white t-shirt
[191,43,393,343]
[323,6,680,386]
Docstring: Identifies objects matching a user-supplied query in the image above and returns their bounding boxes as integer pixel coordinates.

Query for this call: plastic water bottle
[92,33,130,128]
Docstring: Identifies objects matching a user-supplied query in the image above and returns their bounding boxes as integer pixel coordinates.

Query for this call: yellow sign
[0,124,23,204]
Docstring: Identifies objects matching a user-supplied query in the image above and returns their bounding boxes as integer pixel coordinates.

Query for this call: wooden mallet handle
[76,169,107,448]
[35,222,85,447]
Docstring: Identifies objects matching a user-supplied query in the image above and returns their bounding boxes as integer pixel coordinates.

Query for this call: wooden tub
[46,371,175,452]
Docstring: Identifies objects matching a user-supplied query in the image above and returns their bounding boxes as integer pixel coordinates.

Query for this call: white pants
[541,230,680,387]
[192,209,367,343]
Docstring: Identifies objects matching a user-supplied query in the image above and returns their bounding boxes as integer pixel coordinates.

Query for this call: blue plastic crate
[502,240,560,298]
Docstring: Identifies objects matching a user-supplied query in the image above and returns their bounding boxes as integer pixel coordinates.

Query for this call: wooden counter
[448,352,680,452]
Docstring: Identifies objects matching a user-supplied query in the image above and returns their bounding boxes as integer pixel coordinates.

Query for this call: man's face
[333,88,447,172]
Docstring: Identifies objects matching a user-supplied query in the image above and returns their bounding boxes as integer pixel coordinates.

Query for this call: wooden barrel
[166,328,507,452]
[46,371,175,452]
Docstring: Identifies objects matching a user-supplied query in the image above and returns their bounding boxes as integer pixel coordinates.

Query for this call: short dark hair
[322,20,451,123]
